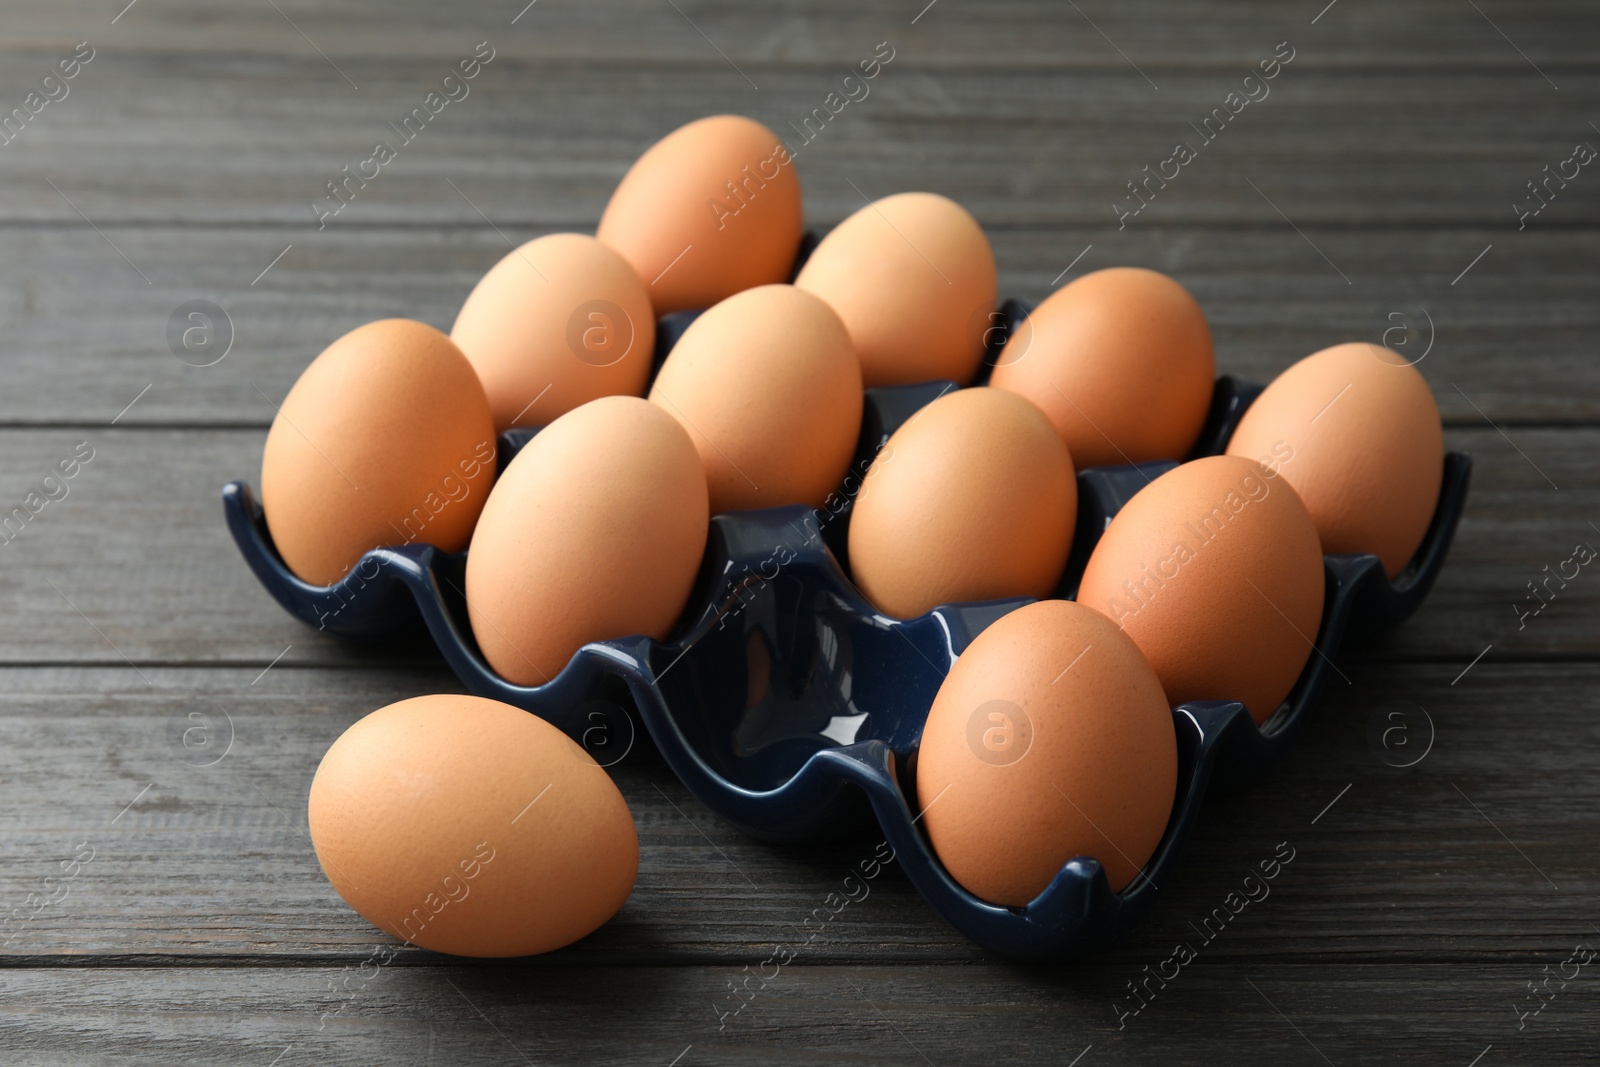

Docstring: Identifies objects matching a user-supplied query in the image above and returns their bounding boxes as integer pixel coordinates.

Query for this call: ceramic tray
[224,280,1471,959]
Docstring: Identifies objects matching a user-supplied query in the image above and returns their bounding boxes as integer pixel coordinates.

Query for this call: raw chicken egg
[1226,342,1444,579]
[990,267,1214,468]
[260,319,496,586]
[466,396,708,687]
[450,233,656,432]
[598,115,803,315]
[308,693,638,957]
[648,285,862,514]
[1076,455,1325,724]
[916,600,1177,904]
[795,192,997,388]
[848,387,1076,618]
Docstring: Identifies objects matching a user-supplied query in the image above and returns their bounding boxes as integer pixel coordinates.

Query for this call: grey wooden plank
[6,0,1599,70]
[0,225,1592,427]
[0,46,1593,227]
[0,425,1590,666]
[0,1,1590,1060]
[0,959,1595,1065]
[0,651,1592,965]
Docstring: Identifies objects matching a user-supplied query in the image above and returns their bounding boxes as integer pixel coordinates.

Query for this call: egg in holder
[224,296,1472,958]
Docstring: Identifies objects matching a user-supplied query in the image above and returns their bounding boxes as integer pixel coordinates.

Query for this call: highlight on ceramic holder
[223,294,1471,958]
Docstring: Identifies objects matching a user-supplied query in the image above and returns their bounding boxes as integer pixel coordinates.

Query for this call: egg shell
[794,192,997,388]
[466,395,709,687]
[1076,455,1325,724]
[260,319,497,587]
[450,233,656,432]
[308,694,639,958]
[848,387,1077,618]
[648,285,863,514]
[1225,342,1444,579]
[990,267,1214,468]
[916,600,1177,904]
[598,115,803,315]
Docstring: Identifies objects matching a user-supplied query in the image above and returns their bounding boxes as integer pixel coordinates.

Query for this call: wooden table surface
[1,1,1595,1063]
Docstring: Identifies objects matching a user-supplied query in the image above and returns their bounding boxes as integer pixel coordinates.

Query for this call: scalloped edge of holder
[222,359,1473,959]
[222,448,1466,958]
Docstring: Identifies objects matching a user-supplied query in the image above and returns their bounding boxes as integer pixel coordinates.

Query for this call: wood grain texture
[1,960,1595,1066]
[6,0,1600,69]
[0,656,1592,966]
[0,226,1592,427]
[0,425,1592,666]
[0,54,1593,228]
[1,0,1595,1061]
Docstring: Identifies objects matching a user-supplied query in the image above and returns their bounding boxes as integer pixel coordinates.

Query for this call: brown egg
[916,600,1176,904]
[1226,342,1444,579]
[260,319,497,586]
[848,388,1076,618]
[990,267,1215,468]
[794,192,997,388]
[308,694,638,958]
[648,285,862,514]
[597,115,803,315]
[1076,455,1325,724]
[450,233,656,432]
[466,396,708,686]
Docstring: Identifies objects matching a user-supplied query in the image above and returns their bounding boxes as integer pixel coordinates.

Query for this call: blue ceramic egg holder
[224,292,1471,959]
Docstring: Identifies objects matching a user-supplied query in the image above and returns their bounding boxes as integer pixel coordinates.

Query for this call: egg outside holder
[223,345,1471,959]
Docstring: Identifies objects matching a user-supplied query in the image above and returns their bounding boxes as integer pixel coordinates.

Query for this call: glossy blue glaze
[223,294,1473,958]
